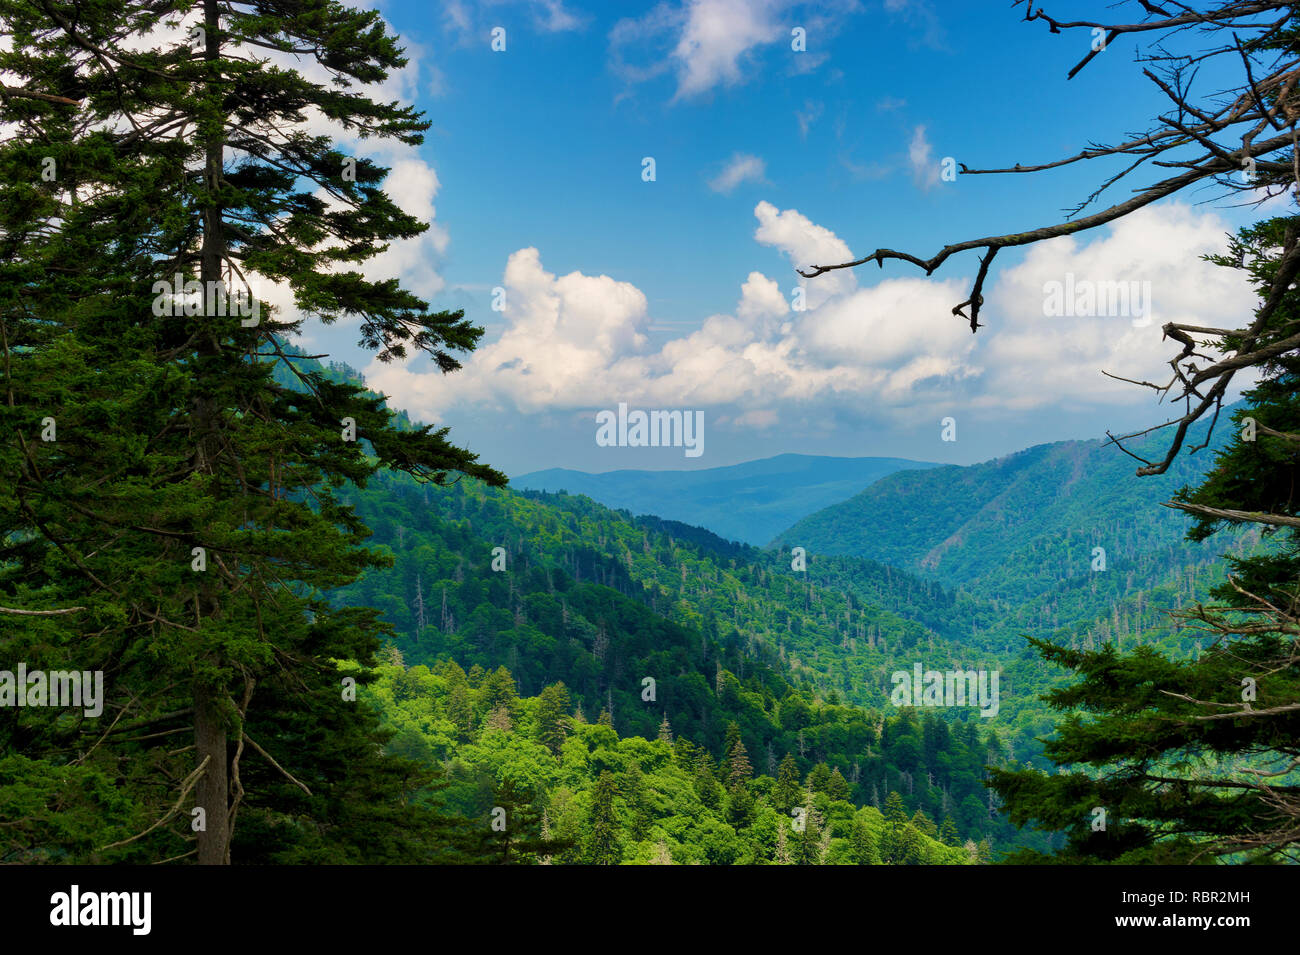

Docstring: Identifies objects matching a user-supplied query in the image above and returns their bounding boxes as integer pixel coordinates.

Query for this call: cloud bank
[365,201,1257,434]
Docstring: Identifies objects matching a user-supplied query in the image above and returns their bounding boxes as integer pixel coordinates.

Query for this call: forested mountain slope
[334,472,1063,745]
[323,466,1056,852]
[365,659,987,864]
[774,425,1238,585]
[773,423,1263,650]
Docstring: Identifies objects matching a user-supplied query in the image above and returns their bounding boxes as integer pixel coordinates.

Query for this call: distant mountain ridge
[511,453,939,545]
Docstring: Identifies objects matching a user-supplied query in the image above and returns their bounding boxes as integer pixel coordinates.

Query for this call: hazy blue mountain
[511,453,939,545]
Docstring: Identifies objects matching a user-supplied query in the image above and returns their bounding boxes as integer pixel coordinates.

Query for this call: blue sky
[288,0,1281,476]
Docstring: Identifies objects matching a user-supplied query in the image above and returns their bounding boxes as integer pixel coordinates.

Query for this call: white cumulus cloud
[367,202,1255,442]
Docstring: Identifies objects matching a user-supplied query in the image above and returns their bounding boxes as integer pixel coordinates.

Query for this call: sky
[278,0,1288,477]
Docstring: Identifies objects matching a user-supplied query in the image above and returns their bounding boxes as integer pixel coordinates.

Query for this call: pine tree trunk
[194,682,230,864]
[193,0,232,866]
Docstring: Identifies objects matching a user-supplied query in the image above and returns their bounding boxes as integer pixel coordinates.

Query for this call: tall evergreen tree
[725,721,753,786]
[656,714,673,743]
[792,795,824,866]
[0,0,502,864]
[694,753,723,811]
[849,816,878,865]
[585,770,622,865]
[623,762,652,843]
[534,682,571,756]
[910,808,938,840]
[880,791,908,864]
[827,767,851,802]
[774,753,801,811]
